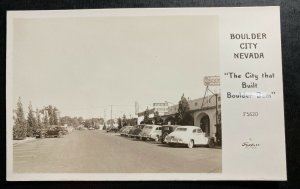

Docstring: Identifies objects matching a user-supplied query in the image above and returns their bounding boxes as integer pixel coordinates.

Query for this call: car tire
[208,138,215,148]
[58,131,63,138]
[142,137,147,141]
[161,133,168,144]
[188,140,194,148]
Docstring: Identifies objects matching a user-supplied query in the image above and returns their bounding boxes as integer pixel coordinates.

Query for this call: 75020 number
[243,112,259,116]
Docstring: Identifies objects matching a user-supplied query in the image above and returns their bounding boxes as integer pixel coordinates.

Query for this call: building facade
[162,94,221,139]
[137,94,221,141]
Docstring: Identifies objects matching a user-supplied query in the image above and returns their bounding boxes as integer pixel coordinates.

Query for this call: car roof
[144,125,160,127]
[176,126,200,129]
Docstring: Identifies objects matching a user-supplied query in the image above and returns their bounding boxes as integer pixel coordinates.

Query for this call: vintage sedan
[120,126,133,136]
[161,125,180,143]
[131,125,146,139]
[37,126,64,138]
[139,125,162,141]
[164,126,215,148]
[127,125,138,137]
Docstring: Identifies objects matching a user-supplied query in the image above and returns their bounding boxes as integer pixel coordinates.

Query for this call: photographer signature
[242,138,260,149]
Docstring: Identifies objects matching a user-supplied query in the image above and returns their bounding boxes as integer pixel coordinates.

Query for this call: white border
[6,7,286,181]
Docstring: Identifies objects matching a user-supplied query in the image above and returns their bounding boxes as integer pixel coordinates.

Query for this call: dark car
[35,129,47,138]
[161,125,180,143]
[127,125,138,137]
[42,127,64,138]
[131,124,146,139]
[106,126,118,133]
[56,126,68,135]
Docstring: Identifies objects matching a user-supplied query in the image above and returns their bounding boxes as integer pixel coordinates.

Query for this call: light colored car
[120,126,133,136]
[164,126,215,148]
[139,125,162,142]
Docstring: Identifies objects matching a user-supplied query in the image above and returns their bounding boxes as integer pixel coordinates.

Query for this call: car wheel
[188,140,194,148]
[142,137,147,141]
[58,131,63,138]
[208,138,215,148]
[169,143,175,147]
[161,133,168,144]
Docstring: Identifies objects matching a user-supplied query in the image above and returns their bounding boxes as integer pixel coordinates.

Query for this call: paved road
[13,130,221,173]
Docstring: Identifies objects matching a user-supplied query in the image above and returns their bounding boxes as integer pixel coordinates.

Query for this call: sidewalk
[13,137,36,146]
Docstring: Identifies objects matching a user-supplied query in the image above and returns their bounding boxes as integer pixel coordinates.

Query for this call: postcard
[6,7,286,180]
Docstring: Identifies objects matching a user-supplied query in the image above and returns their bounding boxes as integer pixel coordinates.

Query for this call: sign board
[135,101,139,115]
[153,102,169,115]
[204,76,220,86]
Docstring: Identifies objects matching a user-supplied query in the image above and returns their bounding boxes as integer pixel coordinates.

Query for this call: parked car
[118,127,127,133]
[161,125,180,143]
[139,125,162,141]
[44,127,64,138]
[106,126,118,133]
[56,126,69,135]
[127,125,138,137]
[131,125,146,139]
[120,126,133,136]
[35,129,47,138]
[164,126,215,148]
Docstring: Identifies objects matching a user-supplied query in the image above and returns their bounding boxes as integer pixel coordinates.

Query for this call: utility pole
[110,105,113,127]
[104,108,106,128]
[215,94,218,126]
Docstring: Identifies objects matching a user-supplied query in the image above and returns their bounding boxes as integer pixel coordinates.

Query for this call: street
[13,130,222,173]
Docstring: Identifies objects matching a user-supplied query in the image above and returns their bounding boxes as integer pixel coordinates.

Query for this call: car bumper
[164,138,186,144]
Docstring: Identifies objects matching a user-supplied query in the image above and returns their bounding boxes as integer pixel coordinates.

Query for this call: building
[162,94,221,139]
[137,108,155,124]
[137,94,221,141]
[153,102,169,115]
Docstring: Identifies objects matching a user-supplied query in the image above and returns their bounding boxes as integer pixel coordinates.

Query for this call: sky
[12,15,219,119]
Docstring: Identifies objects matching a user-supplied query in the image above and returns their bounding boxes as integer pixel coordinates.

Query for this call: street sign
[204,76,220,86]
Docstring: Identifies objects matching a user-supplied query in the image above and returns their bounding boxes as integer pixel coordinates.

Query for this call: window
[193,129,196,133]
[164,127,169,131]
[176,128,187,132]
[195,102,198,106]
[197,129,202,133]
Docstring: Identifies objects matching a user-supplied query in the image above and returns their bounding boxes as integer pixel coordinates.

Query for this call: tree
[78,117,84,124]
[84,119,92,128]
[142,107,152,124]
[153,111,163,125]
[36,108,42,129]
[118,117,122,129]
[53,107,58,125]
[13,97,27,139]
[45,105,59,125]
[177,94,193,125]
[43,110,49,128]
[27,102,37,137]
[122,114,128,127]
[107,119,115,126]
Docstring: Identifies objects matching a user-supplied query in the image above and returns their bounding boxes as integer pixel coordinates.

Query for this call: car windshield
[175,128,187,131]
[145,126,152,129]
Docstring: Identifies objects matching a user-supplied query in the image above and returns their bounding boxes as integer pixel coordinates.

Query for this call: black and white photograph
[8,12,222,174]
